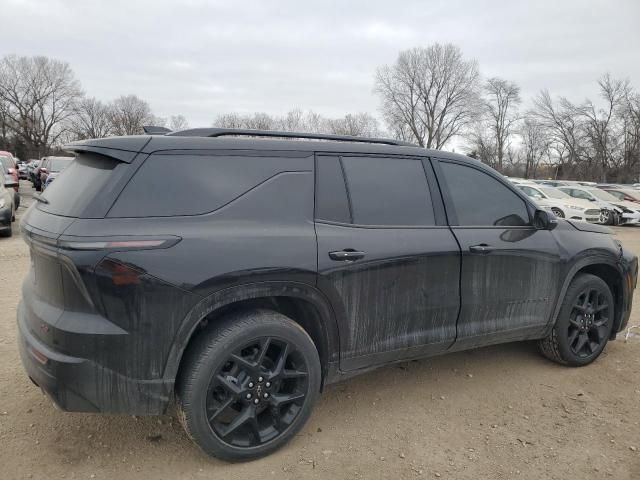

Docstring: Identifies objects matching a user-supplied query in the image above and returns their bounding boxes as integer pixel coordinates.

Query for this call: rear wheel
[176,309,321,461]
[539,273,614,366]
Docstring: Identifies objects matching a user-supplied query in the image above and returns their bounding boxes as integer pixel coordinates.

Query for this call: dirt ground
[0,181,639,480]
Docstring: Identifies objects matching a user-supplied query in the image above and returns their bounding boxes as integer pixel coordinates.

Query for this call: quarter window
[439,162,529,226]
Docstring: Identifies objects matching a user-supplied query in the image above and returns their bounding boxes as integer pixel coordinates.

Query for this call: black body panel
[16,132,637,415]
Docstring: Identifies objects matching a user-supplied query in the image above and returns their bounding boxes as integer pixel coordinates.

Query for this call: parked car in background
[38,156,74,191]
[517,183,602,223]
[17,128,638,461]
[532,180,569,187]
[0,152,20,209]
[599,187,640,204]
[559,186,640,225]
[0,162,17,237]
[16,159,29,179]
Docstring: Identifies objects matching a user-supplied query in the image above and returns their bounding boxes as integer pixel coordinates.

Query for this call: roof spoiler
[142,126,172,135]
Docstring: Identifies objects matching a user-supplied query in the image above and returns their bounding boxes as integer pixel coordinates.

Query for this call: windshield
[539,187,571,199]
[49,157,74,172]
[587,188,619,202]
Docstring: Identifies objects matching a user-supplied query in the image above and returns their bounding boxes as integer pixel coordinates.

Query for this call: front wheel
[551,207,565,218]
[539,273,614,366]
[176,309,321,461]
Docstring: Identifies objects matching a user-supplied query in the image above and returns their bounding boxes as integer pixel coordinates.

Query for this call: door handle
[328,249,366,261]
[469,244,495,254]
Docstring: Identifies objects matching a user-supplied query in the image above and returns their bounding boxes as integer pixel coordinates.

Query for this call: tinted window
[315,156,350,223]
[39,154,118,217]
[341,156,434,226]
[440,162,529,226]
[49,157,74,172]
[110,154,305,217]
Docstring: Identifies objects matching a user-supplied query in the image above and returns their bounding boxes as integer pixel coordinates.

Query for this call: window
[315,156,351,223]
[39,153,117,217]
[340,156,434,226]
[562,188,593,201]
[109,154,303,218]
[439,162,529,227]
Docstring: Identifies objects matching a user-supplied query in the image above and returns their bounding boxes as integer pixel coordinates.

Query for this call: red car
[0,151,20,208]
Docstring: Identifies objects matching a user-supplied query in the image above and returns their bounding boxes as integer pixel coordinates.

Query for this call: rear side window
[109,154,304,217]
[39,153,117,217]
[439,162,530,226]
[340,156,434,226]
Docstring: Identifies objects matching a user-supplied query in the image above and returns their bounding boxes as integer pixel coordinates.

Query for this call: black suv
[17,129,637,461]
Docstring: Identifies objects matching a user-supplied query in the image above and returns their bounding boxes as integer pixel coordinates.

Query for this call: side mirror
[40,167,48,174]
[534,209,558,230]
[589,197,596,202]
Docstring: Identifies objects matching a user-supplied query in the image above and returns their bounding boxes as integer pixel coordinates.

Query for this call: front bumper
[17,301,172,414]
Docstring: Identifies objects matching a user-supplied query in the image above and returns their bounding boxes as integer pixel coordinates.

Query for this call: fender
[162,280,340,382]
[543,250,623,337]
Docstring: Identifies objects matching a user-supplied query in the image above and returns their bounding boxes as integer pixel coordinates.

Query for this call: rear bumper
[17,301,173,414]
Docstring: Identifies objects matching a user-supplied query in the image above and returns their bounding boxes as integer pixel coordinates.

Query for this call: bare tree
[484,77,521,170]
[375,43,481,148]
[326,113,380,137]
[519,118,549,178]
[68,97,112,139]
[108,94,154,136]
[169,114,189,131]
[0,55,82,157]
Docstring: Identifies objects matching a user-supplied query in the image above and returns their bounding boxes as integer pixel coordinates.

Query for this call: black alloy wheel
[538,273,614,366]
[567,287,611,358]
[177,309,321,461]
[205,336,309,448]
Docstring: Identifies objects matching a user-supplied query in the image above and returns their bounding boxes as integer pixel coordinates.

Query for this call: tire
[176,309,321,462]
[0,224,12,237]
[551,207,565,218]
[601,209,614,225]
[539,273,614,366]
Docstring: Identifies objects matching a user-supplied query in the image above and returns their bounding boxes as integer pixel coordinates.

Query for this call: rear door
[314,154,460,371]
[434,159,563,350]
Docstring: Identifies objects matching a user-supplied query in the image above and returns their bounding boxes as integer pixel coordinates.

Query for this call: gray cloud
[1,0,638,127]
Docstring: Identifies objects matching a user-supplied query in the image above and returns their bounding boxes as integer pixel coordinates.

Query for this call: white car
[559,186,640,225]
[517,184,602,223]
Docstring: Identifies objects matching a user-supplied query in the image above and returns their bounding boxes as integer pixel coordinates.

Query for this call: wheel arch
[549,257,625,338]
[164,281,340,388]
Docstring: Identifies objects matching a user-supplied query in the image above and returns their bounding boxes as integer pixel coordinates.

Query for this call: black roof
[64,128,474,165]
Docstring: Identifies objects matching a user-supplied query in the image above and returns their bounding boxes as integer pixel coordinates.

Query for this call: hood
[566,219,613,234]
[611,200,640,212]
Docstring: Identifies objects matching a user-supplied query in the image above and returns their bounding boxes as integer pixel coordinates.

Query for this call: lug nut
[258,376,264,383]
[265,382,271,388]
[263,393,269,399]
[246,393,252,399]
[248,382,254,388]
[253,398,260,404]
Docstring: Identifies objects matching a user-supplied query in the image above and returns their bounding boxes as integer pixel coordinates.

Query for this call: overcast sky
[1,0,639,129]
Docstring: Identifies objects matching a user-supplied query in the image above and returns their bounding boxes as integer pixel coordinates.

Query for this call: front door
[314,154,461,371]
[434,159,564,350]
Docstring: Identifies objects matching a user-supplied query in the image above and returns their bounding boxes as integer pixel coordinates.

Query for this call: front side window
[340,156,435,226]
[439,162,530,227]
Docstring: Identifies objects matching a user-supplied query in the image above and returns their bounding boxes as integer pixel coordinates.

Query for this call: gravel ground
[0,181,639,480]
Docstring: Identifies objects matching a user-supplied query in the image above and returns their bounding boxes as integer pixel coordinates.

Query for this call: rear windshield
[0,156,14,170]
[48,157,74,172]
[39,153,119,217]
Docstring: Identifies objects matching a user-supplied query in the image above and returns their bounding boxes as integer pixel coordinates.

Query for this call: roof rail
[142,125,172,135]
[165,127,418,147]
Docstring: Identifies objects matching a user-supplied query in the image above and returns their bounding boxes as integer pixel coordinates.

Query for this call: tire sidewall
[180,311,321,461]
[554,275,614,366]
